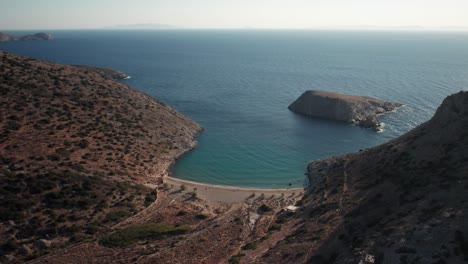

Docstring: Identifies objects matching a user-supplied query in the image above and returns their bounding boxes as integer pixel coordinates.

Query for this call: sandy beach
[163,176,304,203]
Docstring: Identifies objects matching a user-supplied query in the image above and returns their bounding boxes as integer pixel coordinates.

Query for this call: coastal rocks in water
[0,32,53,42]
[288,90,402,130]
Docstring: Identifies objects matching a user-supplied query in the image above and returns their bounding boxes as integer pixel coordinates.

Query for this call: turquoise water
[2,30,468,188]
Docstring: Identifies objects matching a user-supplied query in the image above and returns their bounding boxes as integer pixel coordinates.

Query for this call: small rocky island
[0,32,53,42]
[288,90,402,130]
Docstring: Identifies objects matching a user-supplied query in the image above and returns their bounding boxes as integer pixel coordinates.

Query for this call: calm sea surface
[2,30,468,188]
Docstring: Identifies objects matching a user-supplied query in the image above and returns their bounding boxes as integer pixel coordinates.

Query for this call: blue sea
[2,30,468,188]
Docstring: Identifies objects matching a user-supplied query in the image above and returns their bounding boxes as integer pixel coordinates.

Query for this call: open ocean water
[2,30,468,188]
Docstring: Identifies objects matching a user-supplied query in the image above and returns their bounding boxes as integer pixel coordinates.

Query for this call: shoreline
[164,132,305,203]
[164,176,305,203]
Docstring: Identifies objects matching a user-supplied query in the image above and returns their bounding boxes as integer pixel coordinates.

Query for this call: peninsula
[0,32,53,42]
[289,90,402,130]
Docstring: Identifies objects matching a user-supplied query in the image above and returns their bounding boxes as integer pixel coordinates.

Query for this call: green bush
[258,204,272,213]
[195,214,209,220]
[269,223,282,231]
[242,240,260,250]
[144,194,155,206]
[86,224,101,235]
[104,210,132,223]
[99,223,189,247]
[228,253,245,264]
[47,154,60,161]
[55,148,71,158]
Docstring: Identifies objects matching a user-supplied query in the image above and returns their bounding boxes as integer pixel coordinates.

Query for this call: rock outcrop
[288,90,402,130]
[0,32,53,42]
[261,91,468,263]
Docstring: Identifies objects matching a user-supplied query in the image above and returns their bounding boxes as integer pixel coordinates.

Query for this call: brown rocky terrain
[0,52,201,262]
[289,90,402,130]
[0,52,466,264]
[260,91,468,263]
[31,86,468,264]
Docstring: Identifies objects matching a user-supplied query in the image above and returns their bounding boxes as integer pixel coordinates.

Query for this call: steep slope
[260,91,468,263]
[0,52,201,262]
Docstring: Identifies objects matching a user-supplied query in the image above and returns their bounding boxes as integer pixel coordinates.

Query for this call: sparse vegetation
[104,210,132,223]
[195,213,209,220]
[0,52,202,263]
[144,193,156,206]
[258,204,272,213]
[99,223,189,247]
[269,223,282,231]
[228,253,245,264]
[242,240,260,250]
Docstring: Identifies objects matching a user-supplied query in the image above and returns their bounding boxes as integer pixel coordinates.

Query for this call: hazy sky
[1,0,468,30]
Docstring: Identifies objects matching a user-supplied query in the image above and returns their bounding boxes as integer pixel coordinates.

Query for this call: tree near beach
[191,188,198,199]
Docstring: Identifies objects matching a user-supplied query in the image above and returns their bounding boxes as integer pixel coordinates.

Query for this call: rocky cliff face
[261,91,468,263]
[288,90,402,130]
[0,32,53,42]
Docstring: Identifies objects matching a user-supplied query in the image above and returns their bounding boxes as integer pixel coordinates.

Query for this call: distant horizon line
[2,27,468,32]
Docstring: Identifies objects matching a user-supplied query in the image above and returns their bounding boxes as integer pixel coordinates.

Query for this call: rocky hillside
[261,91,468,263]
[1,51,466,263]
[29,93,467,264]
[0,52,201,262]
[0,32,53,42]
[289,90,402,130]
[0,33,15,42]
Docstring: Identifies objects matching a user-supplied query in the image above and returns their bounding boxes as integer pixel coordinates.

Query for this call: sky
[1,0,468,30]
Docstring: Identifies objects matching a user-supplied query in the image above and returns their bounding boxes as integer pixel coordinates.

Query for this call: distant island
[289,90,402,130]
[0,32,53,42]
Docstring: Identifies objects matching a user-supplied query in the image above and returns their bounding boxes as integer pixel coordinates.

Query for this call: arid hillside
[0,52,202,262]
[260,91,468,263]
[1,51,466,264]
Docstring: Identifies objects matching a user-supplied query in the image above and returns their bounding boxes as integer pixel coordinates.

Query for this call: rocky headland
[0,32,53,42]
[289,90,402,130]
[263,91,468,263]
